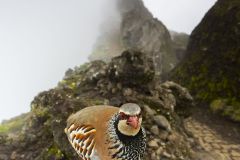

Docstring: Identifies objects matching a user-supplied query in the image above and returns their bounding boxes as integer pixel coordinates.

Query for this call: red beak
[127,116,139,129]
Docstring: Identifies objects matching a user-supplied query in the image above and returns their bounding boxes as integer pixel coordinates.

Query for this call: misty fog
[0,0,216,121]
[0,0,117,121]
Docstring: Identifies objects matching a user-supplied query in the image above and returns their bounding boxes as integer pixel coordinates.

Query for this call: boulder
[108,50,155,87]
[153,115,171,132]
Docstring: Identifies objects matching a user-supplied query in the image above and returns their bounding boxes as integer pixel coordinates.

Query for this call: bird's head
[117,103,142,136]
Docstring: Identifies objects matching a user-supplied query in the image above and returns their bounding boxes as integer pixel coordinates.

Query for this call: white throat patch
[118,118,142,136]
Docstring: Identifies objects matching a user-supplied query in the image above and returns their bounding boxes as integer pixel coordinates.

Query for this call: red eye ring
[119,112,129,120]
[137,113,142,117]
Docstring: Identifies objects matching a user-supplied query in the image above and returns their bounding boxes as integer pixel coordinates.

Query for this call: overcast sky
[0,0,216,122]
[144,0,217,33]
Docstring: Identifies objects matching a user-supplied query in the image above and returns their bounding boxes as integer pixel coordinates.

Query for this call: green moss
[0,114,27,133]
[210,98,240,122]
[40,144,64,160]
[47,146,64,158]
[225,99,240,121]
[232,109,240,121]
[0,125,9,133]
[210,99,227,113]
[32,105,50,118]
[58,76,81,90]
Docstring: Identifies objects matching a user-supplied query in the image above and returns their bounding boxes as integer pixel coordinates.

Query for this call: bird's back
[65,105,119,160]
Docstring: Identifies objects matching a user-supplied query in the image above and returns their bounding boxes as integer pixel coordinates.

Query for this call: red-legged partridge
[65,103,146,160]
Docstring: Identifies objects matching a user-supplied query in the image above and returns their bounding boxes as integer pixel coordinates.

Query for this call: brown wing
[65,124,96,160]
[66,105,119,129]
[65,105,119,160]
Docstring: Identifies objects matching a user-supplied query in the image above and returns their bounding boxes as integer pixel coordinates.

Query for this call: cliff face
[89,0,177,77]
[172,0,240,121]
[169,31,189,63]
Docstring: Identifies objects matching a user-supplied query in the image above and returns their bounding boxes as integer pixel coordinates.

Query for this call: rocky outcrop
[0,50,202,160]
[119,0,177,77]
[89,0,177,78]
[171,0,240,121]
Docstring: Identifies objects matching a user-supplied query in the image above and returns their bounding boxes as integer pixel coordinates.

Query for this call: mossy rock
[210,98,240,122]
[37,144,65,160]
[210,99,228,113]
[171,0,240,121]
[0,113,29,134]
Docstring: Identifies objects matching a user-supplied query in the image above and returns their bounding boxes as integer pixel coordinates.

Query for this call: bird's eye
[119,112,126,119]
[137,113,142,117]
[119,112,129,119]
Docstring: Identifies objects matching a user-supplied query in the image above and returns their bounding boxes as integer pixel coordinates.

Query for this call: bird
[64,103,146,160]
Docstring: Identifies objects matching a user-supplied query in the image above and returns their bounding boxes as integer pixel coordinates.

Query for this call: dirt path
[184,107,240,160]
